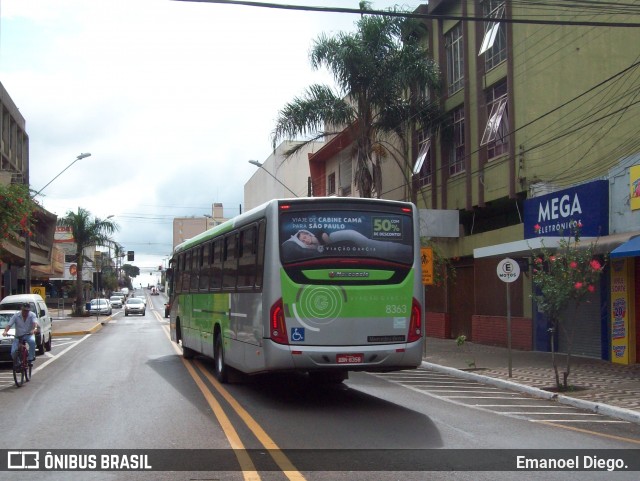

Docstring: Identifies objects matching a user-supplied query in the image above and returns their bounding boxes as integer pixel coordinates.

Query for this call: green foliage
[530,223,605,390]
[272,4,441,198]
[58,207,119,314]
[0,183,38,246]
[530,223,605,325]
[121,264,140,278]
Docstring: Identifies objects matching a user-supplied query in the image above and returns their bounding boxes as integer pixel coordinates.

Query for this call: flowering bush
[530,225,605,389]
[0,183,38,246]
[531,236,604,324]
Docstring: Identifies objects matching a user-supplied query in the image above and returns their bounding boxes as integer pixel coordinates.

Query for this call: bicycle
[12,334,32,387]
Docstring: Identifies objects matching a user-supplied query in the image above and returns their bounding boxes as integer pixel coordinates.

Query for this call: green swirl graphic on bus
[295,285,345,327]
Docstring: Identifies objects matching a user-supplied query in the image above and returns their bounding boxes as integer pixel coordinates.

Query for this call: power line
[172,0,640,27]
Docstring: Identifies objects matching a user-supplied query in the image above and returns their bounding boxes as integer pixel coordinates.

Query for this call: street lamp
[248,160,298,197]
[32,153,92,198]
[25,152,92,292]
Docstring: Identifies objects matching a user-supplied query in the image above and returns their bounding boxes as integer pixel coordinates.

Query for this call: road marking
[195,361,306,481]
[537,421,640,445]
[182,359,260,481]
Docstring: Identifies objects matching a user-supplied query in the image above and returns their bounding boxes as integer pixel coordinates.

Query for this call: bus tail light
[407,298,422,343]
[270,298,289,345]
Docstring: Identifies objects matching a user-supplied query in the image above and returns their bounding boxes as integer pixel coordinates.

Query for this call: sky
[0,0,421,281]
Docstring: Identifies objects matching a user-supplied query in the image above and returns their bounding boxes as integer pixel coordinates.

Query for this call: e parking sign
[497,258,520,283]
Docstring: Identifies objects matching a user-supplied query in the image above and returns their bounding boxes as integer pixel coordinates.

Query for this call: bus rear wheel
[214,335,228,384]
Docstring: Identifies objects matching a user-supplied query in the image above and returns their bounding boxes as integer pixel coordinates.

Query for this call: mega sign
[524,180,608,239]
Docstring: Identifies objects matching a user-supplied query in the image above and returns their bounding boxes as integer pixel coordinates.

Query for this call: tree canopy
[58,207,119,314]
[272,2,440,198]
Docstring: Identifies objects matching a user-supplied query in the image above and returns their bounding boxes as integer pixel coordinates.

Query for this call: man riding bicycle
[2,302,39,366]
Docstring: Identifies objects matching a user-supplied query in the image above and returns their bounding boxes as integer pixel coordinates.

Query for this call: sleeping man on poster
[280,211,412,263]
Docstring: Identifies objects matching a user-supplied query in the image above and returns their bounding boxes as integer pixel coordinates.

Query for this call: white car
[109,296,123,308]
[89,298,112,316]
[124,298,145,316]
[0,293,53,355]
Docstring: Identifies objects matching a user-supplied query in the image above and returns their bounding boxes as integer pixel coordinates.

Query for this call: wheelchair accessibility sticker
[291,328,305,342]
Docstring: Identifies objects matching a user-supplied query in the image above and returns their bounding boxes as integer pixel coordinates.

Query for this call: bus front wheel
[214,335,228,383]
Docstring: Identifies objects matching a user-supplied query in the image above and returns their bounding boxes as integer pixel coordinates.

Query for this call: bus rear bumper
[264,340,423,371]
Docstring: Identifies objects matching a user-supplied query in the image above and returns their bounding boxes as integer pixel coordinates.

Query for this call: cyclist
[2,302,39,366]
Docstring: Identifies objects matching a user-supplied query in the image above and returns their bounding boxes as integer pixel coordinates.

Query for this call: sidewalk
[52,311,106,336]
[423,337,640,424]
[51,312,640,424]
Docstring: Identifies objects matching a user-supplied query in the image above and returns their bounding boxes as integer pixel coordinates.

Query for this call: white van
[0,293,53,355]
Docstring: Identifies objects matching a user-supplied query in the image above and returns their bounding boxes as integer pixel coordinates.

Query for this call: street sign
[496,258,520,283]
[496,257,520,378]
[31,286,46,298]
[421,247,433,285]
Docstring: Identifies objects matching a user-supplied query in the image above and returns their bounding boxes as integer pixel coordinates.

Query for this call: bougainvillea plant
[0,183,38,248]
[530,222,605,390]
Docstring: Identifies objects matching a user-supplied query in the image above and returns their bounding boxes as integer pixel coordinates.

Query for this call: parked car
[0,293,53,355]
[124,297,145,316]
[89,298,112,316]
[109,296,123,308]
[0,310,21,361]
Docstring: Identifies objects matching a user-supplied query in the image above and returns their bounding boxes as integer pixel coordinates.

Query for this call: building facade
[0,81,57,298]
[295,1,640,363]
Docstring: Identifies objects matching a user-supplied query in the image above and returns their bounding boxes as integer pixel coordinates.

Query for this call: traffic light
[127,251,134,261]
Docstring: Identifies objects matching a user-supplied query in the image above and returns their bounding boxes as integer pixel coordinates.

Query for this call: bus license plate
[337,353,363,364]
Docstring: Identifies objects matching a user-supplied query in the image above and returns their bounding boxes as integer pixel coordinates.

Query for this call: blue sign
[290,327,305,342]
[523,180,608,239]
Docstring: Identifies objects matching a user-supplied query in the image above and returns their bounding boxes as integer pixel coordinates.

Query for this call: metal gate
[558,283,603,358]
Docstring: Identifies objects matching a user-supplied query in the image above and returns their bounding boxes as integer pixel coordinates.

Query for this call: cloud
[2,0,418,271]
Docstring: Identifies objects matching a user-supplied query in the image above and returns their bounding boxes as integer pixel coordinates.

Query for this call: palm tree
[58,208,119,315]
[272,2,441,198]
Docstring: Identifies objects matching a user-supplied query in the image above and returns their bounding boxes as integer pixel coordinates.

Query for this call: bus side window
[184,251,192,292]
[199,243,210,291]
[222,233,238,291]
[238,225,257,289]
[255,220,266,289]
[210,239,222,291]
[191,248,201,292]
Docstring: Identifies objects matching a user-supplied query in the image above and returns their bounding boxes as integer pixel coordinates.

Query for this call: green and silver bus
[168,197,424,383]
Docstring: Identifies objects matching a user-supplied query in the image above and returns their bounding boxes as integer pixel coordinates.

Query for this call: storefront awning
[610,234,640,258]
[473,237,594,259]
[474,231,640,259]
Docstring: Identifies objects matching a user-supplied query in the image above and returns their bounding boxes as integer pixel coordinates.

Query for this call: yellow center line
[166,334,260,481]
[538,421,640,445]
[195,360,307,481]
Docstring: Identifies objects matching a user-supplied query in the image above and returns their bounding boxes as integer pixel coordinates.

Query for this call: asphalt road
[0,292,638,480]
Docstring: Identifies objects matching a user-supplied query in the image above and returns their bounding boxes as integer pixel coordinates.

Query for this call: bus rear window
[279,209,413,264]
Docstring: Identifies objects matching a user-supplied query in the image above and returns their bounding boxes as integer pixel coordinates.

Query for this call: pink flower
[587,285,595,292]
[549,256,556,262]
[534,224,541,233]
[569,261,578,269]
[590,259,602,271]
[575,282,583,289]
[535,257,543,264]
[577,221,583,228]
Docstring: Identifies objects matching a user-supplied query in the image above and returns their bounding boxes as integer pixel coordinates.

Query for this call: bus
[168,197,424,383]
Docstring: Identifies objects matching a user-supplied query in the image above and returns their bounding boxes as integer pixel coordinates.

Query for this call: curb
[421,361,640,425]
[51,318,109,337]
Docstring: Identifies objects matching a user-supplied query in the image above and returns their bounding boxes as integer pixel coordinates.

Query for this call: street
[1,292,639,480]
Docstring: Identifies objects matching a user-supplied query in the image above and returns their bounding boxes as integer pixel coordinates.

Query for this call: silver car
[89,298,112,316]
[109,296,123,308]
[124,298,145,316]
